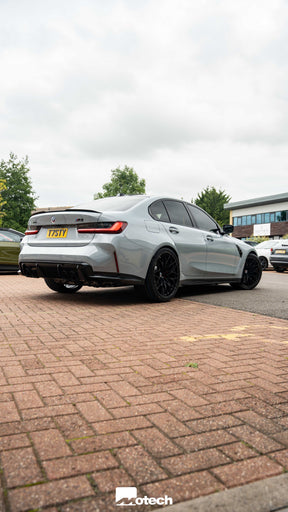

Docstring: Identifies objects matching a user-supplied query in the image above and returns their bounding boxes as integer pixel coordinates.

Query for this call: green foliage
[193,186,231,226]
[94,165,146,199]
[245,236,269,244]
[283,234,288,239]
[0,153,37,232]
[185,362,198,368]
[0,178,7,227]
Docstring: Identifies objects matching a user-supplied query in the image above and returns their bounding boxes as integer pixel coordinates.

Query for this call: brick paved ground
[0,275,288,512]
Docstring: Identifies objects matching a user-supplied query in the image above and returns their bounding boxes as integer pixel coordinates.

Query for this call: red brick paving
[0,275,288,510]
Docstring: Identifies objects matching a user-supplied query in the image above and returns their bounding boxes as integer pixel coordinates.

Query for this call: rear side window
[186,204,219,232]
[163,200,193,227]
[149,201,170,222]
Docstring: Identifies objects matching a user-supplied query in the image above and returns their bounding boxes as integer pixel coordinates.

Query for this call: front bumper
[19,261,144,287]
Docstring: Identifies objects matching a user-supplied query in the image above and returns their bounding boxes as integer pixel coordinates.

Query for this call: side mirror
[222,224,234,234]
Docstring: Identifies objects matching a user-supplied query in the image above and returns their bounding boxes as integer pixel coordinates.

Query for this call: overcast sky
[1,0,287,207]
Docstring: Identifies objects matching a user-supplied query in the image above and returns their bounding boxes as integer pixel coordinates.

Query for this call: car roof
[71,195,192,213]
[0,227,24,236]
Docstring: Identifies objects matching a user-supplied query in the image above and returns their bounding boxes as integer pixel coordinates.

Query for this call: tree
[94,166,146,199]
[0,153,37,232]
[0,178,7,227]
[193,186,231,226]
[246,236,269,244]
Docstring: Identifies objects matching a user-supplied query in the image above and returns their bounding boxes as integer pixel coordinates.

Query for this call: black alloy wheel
[44,278,82,293]
[259,256,268,270]
[231,253,262,290]
[145,248,180,302]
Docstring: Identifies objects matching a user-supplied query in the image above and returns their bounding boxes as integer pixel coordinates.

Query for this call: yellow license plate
[275,249,286,254]
[47,228,68,238]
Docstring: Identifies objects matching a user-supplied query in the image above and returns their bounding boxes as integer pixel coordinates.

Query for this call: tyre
[230,253,262,290]
[259,256,268,271]
[144,248,180,302]
[44,278,82,293]
[273,266,285,273]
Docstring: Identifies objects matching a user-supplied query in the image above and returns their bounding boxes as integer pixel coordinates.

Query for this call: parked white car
[256,240,282,270]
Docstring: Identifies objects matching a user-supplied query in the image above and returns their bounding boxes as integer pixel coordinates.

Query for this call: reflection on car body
[0,228,24,272]
[19,195,262,302]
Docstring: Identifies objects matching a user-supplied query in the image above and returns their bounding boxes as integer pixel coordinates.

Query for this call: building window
[264,213,270,223]
[276,211,287,222]
[233,210,288,227]
[256,214,262,224]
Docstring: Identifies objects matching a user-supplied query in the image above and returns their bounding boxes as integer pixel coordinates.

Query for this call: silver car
[270,240,288,272]
[19,195,262,302]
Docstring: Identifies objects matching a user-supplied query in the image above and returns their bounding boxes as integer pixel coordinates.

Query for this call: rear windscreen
[72,195,148,212]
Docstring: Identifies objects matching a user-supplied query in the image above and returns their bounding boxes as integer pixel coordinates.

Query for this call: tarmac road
[180,269,288,320]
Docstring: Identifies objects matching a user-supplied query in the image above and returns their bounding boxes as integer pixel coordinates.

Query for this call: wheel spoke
[153,252,178,297]
[244,258,260,286]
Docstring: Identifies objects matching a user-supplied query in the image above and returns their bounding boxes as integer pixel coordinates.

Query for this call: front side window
[163,200,193,227]
[186,204,219,232]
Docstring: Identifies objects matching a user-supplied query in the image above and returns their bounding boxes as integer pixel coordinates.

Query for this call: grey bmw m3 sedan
[19,195,262,302]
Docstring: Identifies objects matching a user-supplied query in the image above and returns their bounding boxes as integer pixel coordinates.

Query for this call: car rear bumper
[19,261,144,287]
[270,257,288,269]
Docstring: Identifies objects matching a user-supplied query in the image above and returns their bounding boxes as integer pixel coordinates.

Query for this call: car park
[0,228,24,272]
[270,240,288,272]
[19,195,262,302]
[255,240,282,270]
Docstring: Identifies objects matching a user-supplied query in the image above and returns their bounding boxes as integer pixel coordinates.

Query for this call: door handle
[206,235,214,241]
[169,227,179,234]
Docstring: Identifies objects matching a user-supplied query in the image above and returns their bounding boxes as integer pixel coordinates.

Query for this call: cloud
[0,0,287,205]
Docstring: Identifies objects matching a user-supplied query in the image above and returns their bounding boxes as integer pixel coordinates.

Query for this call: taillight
[25,229,39,236]
[77,221,127,234]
